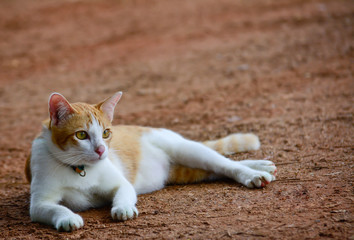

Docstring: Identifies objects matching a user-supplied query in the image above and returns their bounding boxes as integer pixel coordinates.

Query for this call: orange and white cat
[26,92,276,231]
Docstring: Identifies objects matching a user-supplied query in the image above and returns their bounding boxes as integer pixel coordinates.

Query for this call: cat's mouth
[69,155,102,167]
[85,156,102,164]
[85,153,106,164]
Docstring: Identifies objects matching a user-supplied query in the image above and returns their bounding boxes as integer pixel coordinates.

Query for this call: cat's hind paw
[111,205,138,221]
[244,170,274,188]
[240,160,277,181]
[55,213,84,231]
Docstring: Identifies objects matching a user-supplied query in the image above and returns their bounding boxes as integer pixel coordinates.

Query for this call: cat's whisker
[48,152,80,159]
[49,153,88,177]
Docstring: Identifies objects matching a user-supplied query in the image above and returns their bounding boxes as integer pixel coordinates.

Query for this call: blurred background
[0,0,353,239]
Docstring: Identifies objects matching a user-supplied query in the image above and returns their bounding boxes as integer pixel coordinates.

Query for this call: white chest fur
[30,136,125,211]
[59,160,123,211]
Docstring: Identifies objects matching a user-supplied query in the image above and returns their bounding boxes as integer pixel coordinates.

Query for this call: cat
[25,91,277,231]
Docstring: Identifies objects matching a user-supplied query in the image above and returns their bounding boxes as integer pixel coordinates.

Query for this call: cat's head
[47,92,122,166]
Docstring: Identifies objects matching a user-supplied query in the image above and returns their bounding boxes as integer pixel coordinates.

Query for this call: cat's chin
[83,156,107,165]
[84,158,102,165]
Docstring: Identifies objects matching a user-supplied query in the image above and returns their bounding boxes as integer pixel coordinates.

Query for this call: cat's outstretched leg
[150,129,276,188]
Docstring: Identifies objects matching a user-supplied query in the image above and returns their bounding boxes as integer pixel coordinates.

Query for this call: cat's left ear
[96,92,122,122]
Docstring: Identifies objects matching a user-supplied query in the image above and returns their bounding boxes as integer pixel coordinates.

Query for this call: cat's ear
[96,91,122,122]
[48,93,75,126]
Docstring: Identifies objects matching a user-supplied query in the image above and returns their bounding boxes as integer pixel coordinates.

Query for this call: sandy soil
[0,0,353,239]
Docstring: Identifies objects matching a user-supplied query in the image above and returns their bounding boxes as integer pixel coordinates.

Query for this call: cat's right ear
[48,93,74,126]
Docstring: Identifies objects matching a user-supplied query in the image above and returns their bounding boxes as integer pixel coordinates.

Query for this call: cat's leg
[173,139,274,188]
[30,195,84,231]
[111,176,138,221]
[150,129,275,188]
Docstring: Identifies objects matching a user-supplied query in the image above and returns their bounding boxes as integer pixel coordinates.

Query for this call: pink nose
[95,145,105,157]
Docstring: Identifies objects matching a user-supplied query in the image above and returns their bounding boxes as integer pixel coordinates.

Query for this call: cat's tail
[202,133,260,155]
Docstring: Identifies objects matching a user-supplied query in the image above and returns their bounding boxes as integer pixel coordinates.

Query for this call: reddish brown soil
[0,0,353,239]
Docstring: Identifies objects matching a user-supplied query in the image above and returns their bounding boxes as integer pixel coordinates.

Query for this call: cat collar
[71,165,86,177]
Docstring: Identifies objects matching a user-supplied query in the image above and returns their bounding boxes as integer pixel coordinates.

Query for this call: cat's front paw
[111,205,138,221]
[55,213,84,231]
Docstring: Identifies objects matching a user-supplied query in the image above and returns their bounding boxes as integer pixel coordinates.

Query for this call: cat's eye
[75,131,88,140]
[102,129,111,139]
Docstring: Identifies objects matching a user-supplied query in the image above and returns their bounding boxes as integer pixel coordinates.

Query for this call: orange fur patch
[213,139,224,154]
[167,164,212,184]
[230,136,240,152]
[243,134,257,149]
[109,125,150,183]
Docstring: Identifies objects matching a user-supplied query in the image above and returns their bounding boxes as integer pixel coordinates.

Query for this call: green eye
[75,131,88,140]
[103,129,111,139]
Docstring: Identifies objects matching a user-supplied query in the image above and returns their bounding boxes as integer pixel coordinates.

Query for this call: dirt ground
[0,0,353,239]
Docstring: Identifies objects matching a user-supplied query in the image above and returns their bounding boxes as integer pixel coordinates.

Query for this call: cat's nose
[95,145,105,157]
